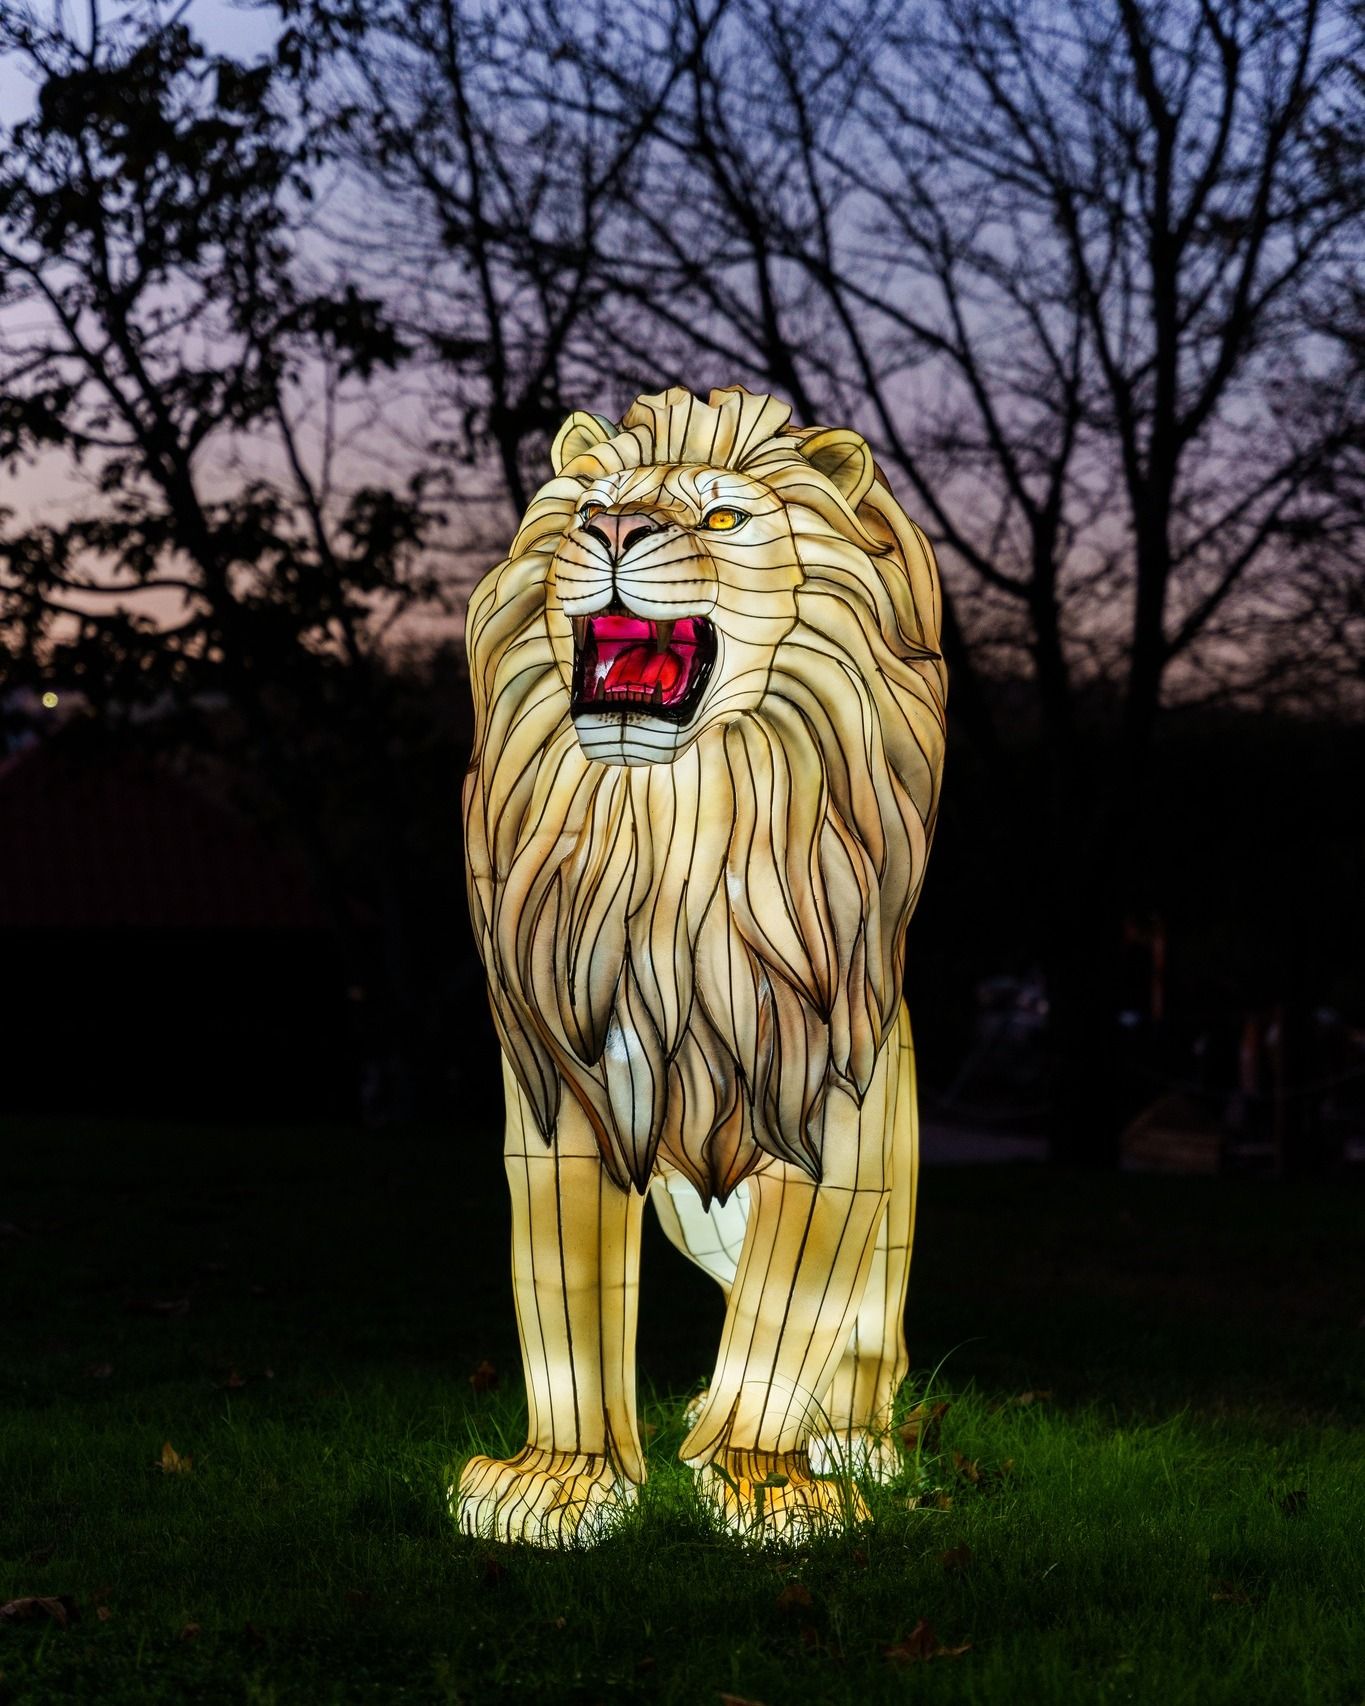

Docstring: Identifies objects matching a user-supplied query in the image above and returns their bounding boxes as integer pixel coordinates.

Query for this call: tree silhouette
[0,4,447,1112]
[6,0,1360,1148]
[297,0,1363,1158]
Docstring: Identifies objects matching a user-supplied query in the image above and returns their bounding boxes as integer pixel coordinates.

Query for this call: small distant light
[41,691,59,710]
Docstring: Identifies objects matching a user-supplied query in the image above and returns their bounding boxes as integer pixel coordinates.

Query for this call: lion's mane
[465,387,946,1202]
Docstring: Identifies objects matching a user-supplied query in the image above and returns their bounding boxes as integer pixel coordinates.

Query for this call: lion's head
[465,386,946,1201]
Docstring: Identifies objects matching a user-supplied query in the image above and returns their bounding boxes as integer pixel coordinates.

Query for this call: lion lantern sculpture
[457,386,946,1546]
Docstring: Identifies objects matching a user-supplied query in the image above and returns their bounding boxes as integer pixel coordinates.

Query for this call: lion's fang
[652,620,675,655]
[571,616,588,650]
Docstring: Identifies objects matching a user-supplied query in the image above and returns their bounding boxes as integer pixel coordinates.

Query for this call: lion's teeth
[652,620,675,655]
[571,616,588,651]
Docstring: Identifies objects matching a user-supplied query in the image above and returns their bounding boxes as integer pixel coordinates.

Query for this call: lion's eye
[579,501,605,526]
[701,508,747,532]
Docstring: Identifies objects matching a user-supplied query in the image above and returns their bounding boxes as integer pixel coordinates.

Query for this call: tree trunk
[1039,785,1135,1169]
[1043,891,1128,1169]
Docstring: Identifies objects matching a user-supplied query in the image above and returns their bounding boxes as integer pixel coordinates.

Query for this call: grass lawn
[1,1119,1362,1704]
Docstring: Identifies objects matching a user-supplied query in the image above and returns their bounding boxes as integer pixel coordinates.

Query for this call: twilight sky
[0,0,282,528]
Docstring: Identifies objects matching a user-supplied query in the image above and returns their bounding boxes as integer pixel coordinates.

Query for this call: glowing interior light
[41,692,59,709]
[456,386,947,1548]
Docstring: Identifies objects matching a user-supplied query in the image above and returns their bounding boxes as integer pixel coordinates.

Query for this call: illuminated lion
[457,386,946,1545]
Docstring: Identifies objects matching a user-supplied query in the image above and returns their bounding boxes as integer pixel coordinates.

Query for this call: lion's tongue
[589,615,700,706]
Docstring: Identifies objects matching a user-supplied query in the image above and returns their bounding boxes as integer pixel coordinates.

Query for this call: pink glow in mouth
[572,614,714,717]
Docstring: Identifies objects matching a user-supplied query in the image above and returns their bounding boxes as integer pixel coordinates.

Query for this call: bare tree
[277,0,689,524]
[279,0,1365,1157]
[597,0,1365,1160]
[729,0,1364,1159]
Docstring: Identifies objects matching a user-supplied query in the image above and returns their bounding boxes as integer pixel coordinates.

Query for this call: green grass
[1,1121,1362,1703]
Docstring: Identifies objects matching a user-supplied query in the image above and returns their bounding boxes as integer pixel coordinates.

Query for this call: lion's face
[464,386,947,1198]
[545,464,801,766]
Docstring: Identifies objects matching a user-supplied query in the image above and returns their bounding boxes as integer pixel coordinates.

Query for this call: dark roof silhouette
[0,727,331,930]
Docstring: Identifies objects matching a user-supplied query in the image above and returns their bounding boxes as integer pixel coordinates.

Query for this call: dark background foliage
[1,0,1362,1169]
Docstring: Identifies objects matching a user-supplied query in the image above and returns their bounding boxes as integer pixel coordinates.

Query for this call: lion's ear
[801,428,874,510]
[550,410,619,475]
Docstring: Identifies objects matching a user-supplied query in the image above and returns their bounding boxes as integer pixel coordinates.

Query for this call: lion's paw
[453,1448,638,1548]
[694,1449,870,1545]
[808,1428,903,1485]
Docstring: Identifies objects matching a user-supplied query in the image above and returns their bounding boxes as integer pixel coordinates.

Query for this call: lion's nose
[584,511,663,560]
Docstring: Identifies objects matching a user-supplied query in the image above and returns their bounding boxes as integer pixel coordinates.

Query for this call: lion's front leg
[810,1003,919,1485]
[455,1062,645,1547]
[681,1042,899,1543]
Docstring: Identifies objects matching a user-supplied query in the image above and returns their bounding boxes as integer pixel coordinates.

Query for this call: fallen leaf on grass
[1211,1581,1258,1605]
[221,1369,247,1391]
[1010,1389,1052,1407]
[468,1359,498,1393]
[896,1401,950,1454]
[178,1623,201,1643]
[774,1583,814,1614]
[718,1695,768,1706]
[906,1489,953,1510]
[96,1605,112,1622]
[158,1441,193,1475]
[939,1543,974,1572]
[0,1596,79,1628]
[883,1617,971,1664]
[85,1362,114,1380]
[953,1451,1013,1493]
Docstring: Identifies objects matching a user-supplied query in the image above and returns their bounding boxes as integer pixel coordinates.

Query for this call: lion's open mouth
[570,613,716,722]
